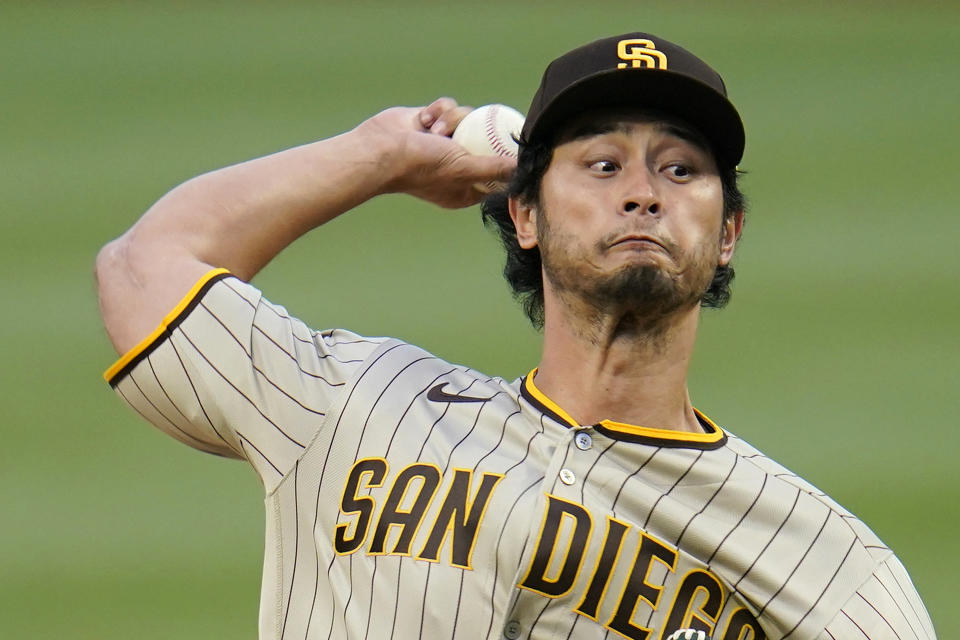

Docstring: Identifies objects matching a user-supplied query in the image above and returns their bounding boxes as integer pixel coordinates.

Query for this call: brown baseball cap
[521,33,745,169]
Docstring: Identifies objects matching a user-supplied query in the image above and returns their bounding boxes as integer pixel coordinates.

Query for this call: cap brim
[524,69,745,169]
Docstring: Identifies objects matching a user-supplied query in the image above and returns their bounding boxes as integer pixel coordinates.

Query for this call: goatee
[541,233,717,339]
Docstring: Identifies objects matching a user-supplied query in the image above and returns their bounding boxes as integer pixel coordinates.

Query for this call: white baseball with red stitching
[452,103,524,159]
[452,104,524,192]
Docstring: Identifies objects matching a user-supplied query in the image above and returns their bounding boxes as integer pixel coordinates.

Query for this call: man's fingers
[488,155,517,183]
[381,98,516,207]
[418,97,460,130]
[461,153,516,185]
[418,98,478,136]
[430,106,473,136]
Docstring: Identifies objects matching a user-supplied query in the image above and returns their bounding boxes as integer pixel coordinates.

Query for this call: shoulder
[714,428,905,636]
[723,431,888,548]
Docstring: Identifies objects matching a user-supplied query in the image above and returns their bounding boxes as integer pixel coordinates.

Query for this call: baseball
[452,103,524,159]
[452,104,524,192]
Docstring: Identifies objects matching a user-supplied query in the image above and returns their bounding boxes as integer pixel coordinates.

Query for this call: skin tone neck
[510,114,742,433]
[536,283,703,432]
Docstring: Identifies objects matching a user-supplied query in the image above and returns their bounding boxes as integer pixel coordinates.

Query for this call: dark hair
[480,136,746,329]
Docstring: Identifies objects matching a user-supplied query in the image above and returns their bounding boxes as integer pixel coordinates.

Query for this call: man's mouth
[610,234,667,252]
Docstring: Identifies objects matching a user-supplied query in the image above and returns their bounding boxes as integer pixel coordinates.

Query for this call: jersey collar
[520,368,727,449]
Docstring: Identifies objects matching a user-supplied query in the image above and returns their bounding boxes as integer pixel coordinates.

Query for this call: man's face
[510,111,741,324]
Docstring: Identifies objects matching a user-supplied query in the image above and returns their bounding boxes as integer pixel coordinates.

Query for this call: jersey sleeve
[816,554,937,640]
[103,269,386,490]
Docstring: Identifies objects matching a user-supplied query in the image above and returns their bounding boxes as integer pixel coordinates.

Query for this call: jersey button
[504,620,522,639]
[559,468,576,485]
[574,431,593,450]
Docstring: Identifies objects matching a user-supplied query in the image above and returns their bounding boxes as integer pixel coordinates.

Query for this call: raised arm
[95,98,514,355]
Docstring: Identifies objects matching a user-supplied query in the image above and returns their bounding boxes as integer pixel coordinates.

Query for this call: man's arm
[95,98,514,355]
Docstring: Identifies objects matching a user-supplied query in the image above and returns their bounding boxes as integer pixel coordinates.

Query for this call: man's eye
[589,160,619,173]
[666,164,692,179]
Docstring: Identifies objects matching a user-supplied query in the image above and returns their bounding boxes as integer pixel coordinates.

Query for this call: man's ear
[719,210,744,266]
[508,197,539,249]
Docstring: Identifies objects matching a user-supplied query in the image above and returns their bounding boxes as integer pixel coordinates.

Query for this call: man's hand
[358,97,516,209]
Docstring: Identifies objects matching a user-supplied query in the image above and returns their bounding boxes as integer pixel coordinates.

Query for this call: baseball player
[96,33,936,639]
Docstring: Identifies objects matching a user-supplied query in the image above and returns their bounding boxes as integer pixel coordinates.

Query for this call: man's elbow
[96,237,122,286]
[94,233,214,355]
[95,237,137,354]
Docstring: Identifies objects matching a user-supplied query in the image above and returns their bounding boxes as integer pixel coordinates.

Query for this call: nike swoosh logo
[427,383,494,404]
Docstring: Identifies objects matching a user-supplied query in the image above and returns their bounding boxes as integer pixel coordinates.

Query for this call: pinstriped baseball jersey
[105,270,936,640]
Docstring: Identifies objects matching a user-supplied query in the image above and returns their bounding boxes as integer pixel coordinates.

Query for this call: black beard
[584,262,701,316]
[545,259,708,338]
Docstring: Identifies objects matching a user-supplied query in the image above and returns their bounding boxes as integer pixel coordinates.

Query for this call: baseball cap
[521,33,745,169]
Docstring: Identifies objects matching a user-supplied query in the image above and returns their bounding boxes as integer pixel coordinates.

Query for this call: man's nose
[620,169,660,216]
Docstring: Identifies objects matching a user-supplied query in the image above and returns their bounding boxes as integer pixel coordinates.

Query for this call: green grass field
[2,2,957,637]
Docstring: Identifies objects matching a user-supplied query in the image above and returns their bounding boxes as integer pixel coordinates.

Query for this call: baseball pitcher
[96,33,936,640]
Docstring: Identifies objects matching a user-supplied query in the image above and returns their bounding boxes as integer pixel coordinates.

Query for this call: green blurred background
[2,1,956,637]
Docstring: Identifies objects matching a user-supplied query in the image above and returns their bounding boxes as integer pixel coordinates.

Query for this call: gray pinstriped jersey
[106,272,936,640]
